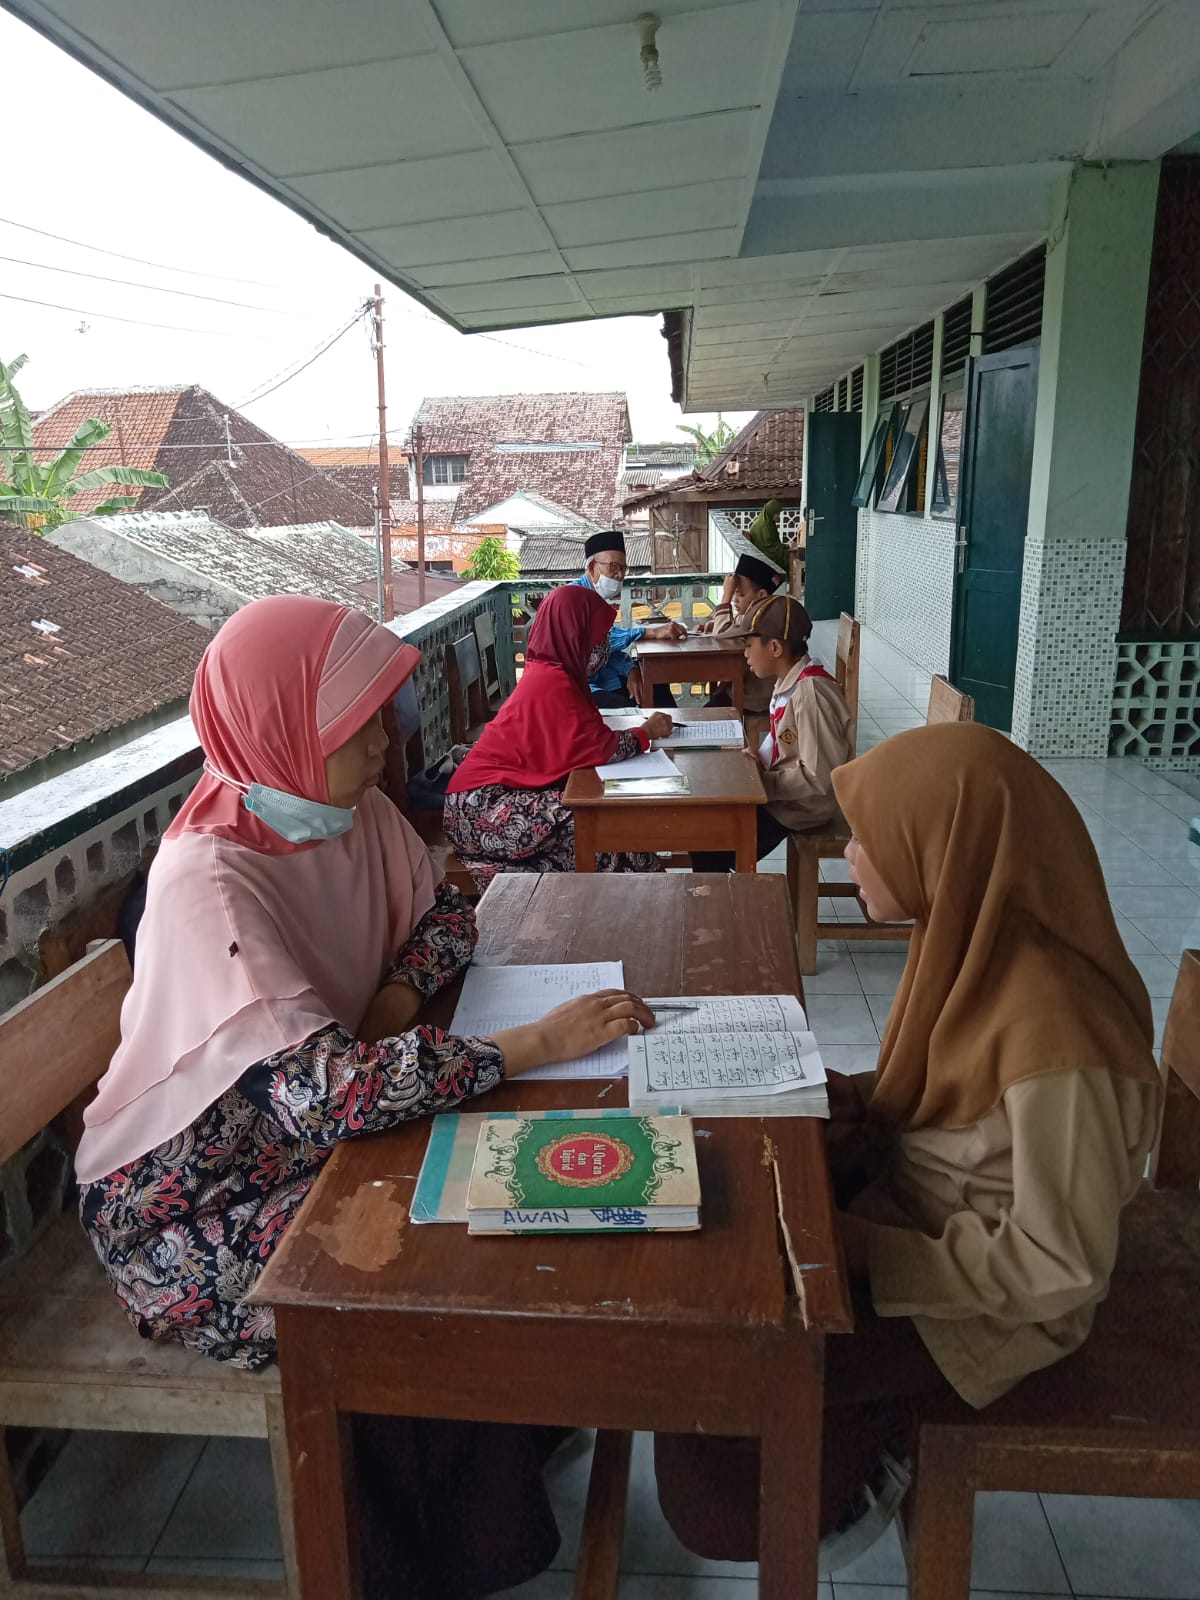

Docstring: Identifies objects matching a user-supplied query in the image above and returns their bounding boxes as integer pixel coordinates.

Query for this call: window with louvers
[878,322,935,403]
[983,247,1046,354]
[813,386,835,413]
[850,367,864,411]
[837,375,849,410]
[941,297,973,378]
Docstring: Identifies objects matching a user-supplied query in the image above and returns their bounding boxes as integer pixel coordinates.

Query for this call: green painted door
[950,347,1039,731]
[804,412,861,620]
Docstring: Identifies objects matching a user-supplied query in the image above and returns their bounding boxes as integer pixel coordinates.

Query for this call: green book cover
[466,1113,698,1216]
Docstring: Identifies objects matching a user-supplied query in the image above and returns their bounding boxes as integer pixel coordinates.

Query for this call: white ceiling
[8,0,1200,407]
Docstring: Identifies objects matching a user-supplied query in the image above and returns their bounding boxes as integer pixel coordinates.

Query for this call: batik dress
[442,728,665,892]
[79,882,500,1367]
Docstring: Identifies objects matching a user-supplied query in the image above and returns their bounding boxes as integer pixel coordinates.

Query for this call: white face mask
[207,764,355,844]
[593,573,622,601]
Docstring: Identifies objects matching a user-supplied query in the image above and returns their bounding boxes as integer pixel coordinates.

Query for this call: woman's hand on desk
[641,711,673,741]
[493,990,656,1077]
[358,979,424,1045]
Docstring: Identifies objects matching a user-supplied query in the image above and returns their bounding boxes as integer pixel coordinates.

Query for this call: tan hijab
[832,723,1160,1130]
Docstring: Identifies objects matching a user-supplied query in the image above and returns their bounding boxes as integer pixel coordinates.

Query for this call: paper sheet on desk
[594,748,678,782]
[450,961,626,1079]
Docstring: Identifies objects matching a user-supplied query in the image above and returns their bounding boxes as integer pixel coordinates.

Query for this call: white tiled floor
[20,623,1200,1597]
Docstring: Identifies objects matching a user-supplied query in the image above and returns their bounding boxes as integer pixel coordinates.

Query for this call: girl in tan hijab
[656,723,1162,1567]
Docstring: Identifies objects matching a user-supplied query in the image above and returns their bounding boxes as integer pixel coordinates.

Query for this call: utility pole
[413,420,427,608]
[371,284,394,621]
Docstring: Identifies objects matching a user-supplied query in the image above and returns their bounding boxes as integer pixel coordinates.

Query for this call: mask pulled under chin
[594,575,622,600]
[206,764,356,844]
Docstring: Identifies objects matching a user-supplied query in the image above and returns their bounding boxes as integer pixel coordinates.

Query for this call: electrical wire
[0,251,298,314]
[0,215,278,288]
[234,308,372,408]
[0,288,291,340]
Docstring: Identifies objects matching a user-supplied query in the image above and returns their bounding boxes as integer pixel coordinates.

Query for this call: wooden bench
[379,692,476,897]
[0,943,297,1600]
[905,948,1200,1600]
[788,651,974,973]
[446,633,489,746]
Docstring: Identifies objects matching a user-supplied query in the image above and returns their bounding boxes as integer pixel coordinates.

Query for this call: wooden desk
[563,749,766,872]
[255,874,851,1600]
[637,636,746,715]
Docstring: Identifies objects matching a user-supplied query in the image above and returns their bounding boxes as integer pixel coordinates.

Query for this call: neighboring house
[621,442,698,524]
[33,386,374,527]
[1,527,206,792]
[515,526,652,581]
[410,392,632,535]
[622,409,805,571]
[49,511,380,629]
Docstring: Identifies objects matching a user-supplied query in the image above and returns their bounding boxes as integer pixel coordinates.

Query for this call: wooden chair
[446,634,489,746]
[473,612,504,715]
[905,949,1200,1600]
[0,943,298,1599]
[926,673,975,725]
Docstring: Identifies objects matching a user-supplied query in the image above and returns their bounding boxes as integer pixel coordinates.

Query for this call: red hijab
[448,585,642,791]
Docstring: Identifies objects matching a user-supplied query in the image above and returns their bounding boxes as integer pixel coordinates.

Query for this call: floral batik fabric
[79,882,501,1369]
[442,731,665,892]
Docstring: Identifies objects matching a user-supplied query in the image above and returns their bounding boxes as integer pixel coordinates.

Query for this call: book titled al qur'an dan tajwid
[464,1112,700,1234]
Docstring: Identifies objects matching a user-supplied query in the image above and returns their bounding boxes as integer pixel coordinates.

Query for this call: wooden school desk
[562,748,767,873]
[252,874,852,1600]
[636,635,747,715]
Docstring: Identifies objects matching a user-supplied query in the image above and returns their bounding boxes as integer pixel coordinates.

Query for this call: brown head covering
[832,723,1159,1131]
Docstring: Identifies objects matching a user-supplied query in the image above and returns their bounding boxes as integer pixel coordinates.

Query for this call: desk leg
[637,669,653,709]
[732,670,745,718]
[279,1326,359,1600]
[573,812,599,872]
[759,1335,824,1600]
[734,807,757,873]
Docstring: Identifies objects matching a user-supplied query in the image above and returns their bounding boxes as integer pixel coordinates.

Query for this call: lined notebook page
[451,962,626,1079]
[594,749,678,781]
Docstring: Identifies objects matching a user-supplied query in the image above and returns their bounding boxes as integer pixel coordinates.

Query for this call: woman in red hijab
[444,584,672,889]
[77,595,655,1598]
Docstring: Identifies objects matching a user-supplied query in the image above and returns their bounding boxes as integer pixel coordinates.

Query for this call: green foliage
[463,535,520,581]
[675,414,735,466]
[0,354,170,531]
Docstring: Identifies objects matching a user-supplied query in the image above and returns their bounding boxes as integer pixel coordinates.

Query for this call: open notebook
[628,994,828,1118]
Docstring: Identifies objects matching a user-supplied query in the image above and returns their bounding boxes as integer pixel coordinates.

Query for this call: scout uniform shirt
[757,654,853,829]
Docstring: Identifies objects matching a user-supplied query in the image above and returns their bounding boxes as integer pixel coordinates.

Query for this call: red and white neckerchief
[758,661,835,768]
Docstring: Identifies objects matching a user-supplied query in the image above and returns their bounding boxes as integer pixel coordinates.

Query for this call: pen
[651,1003,703,1014]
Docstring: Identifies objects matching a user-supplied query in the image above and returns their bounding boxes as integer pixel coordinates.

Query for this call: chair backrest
[835,613,861,754]
[473,612,503,712]
[446,633,488,744]
[926,674,975,725]
[1150,948,1200,1190]
[0,940,131,1165]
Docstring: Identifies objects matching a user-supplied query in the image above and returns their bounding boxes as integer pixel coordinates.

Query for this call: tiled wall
[1012,537,1128,756]
[856,508,955,674]
[1111,639,1200,769]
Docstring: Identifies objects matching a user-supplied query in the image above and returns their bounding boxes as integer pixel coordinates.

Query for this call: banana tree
[0,353,169,530]
[675,414,735,466]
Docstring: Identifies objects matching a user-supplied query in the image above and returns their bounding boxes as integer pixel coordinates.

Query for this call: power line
[235,309,371,408]
[0,288,291,340]
[0,215,279,288]
[0,251,298,314]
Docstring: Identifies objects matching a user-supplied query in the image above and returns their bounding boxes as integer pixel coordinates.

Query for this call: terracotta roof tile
[0,527,206,779]
[621,409,805,512]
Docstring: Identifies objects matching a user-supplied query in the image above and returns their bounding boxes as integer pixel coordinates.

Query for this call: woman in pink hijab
[76,595,652,1598]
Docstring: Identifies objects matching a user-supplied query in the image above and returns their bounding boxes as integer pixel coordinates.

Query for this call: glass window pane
[877,395,930,513]
[850,405,898,508]
[931,389,964,517]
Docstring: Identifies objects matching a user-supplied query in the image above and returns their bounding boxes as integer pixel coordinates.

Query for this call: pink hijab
[76,596,434,1185]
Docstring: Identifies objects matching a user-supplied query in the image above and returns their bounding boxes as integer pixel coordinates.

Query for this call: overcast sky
[2,10,749,451]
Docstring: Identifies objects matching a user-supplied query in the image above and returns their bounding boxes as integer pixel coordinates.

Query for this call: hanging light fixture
[636,13,663,91]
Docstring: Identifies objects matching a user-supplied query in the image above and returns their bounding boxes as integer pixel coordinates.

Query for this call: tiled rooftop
[515,526,652,577]
[414,392,632,528]
[33,387,374,526]
[0,528,205,779]
[623,408,806,513]
[62,510,378,612]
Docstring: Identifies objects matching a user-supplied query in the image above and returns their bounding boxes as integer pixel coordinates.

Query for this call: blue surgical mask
[207,764,355,844]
